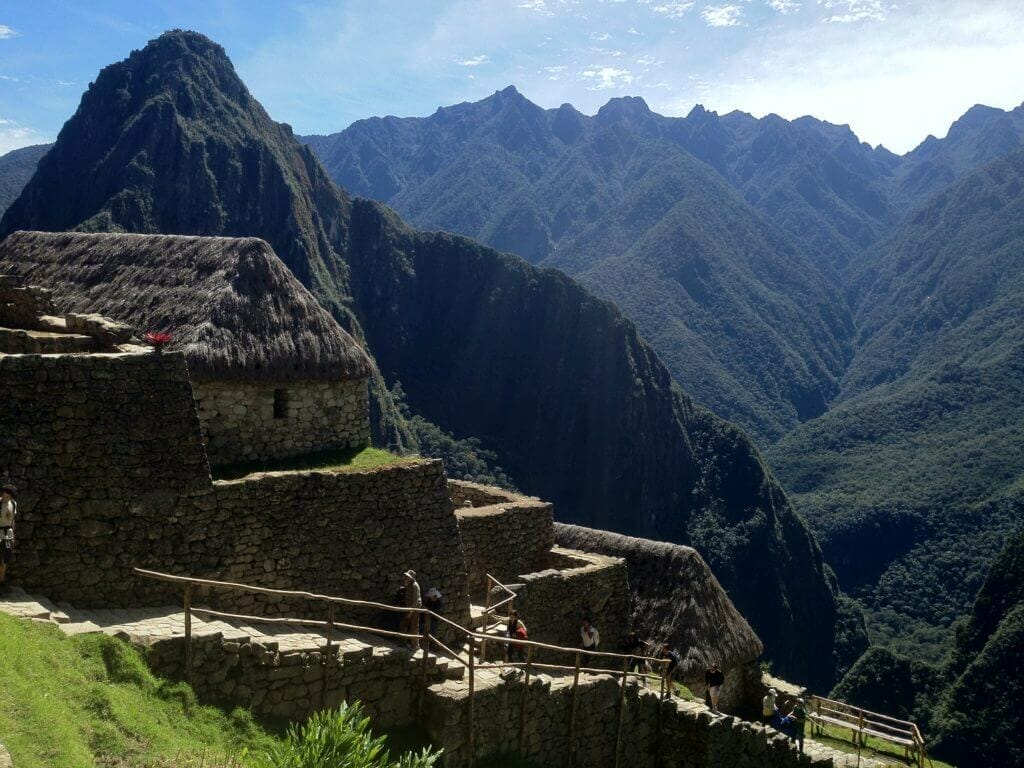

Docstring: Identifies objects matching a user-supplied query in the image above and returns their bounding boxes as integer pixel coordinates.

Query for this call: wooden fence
[133,568,671,768]
[808,694,927,768]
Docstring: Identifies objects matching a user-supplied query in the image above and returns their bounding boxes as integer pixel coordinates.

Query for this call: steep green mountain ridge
[306,90,857,442]
[0,30,844,689]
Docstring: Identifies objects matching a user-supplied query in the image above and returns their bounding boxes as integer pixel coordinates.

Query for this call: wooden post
[519,645,533,754]
[568,650,581,768]
[614,657,629,768]
[183,584,193,685]
[467,645,476,768]
[481,577,492,661]
[655,659,667,768]
[321,602,335,708]
[418,614,431,719]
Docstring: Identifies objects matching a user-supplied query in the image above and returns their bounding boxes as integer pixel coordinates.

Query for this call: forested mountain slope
[770,148,1024,630]
[0,30,845,690]
[0,144,51,220]
[305,90,858,441]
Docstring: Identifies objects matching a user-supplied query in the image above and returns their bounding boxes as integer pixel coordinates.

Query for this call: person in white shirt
[403,570,422,650]
[580,618,600,656]
[0,485,17,587]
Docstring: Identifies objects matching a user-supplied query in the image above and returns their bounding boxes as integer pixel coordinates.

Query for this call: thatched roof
[555,523,763,679]
[0,231,373,382]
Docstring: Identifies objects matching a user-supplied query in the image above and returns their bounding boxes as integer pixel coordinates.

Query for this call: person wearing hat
[0,485,16,588]
[403,570,422,650]
[762,688,779,728]
[423,586,443,637]
[790,697,808,752]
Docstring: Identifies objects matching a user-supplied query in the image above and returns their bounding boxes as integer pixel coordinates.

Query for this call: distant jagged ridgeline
[0,29,842,690]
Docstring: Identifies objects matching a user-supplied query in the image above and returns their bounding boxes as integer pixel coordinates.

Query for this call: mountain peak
[596,95,652,123]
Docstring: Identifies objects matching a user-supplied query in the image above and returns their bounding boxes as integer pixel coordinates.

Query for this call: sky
[2,0,1024,155]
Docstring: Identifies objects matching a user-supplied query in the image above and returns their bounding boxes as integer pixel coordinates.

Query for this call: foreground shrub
[250,702,441,768]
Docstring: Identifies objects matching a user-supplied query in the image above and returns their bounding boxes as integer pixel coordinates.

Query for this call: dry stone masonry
[194,379,370,466]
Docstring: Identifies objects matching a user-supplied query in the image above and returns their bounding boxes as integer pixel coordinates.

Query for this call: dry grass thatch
[0,231,373,382]
[554,523,764,679]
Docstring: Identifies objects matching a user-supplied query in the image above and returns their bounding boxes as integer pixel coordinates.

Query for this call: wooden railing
[479,572,517,660]
[133,568,670,768]
[808,694,927,768]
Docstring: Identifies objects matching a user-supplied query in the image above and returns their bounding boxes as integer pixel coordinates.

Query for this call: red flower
[144,331,173,349]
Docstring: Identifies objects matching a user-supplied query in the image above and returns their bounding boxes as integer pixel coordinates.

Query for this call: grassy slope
[211,446,416,481]
[0,612,276,768]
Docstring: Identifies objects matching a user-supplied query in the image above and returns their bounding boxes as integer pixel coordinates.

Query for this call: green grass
[0,612,277,768]
[809,721,955,768]
[212,447,416,481]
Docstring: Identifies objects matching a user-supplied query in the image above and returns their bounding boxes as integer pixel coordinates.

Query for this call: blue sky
[2,0,1024,155]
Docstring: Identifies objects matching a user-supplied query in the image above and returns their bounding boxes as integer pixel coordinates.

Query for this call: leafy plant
[249,703,440,768]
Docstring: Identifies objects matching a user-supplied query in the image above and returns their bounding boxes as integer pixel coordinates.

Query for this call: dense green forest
[833,528,1024,767]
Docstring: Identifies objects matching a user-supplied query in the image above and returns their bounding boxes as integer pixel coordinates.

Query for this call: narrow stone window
[273,388,289,419]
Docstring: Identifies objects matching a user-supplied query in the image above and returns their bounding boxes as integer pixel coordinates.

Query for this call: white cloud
[819,0,885,23]
[627,26,643,35]
[766,0,800,12]
[0,118,43,154]
[670,1,1024,153]
[518,0,549,11]
[456,54,490,66]
[544,64,566,80]
[580,66,635,89]
[0,25,18,40]
[702,4,744,26]
[651,2,695,19]
[592,32,611,41]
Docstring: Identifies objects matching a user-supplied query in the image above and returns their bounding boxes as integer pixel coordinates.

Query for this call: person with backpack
[506,608,528,662]
[0,485,16,589]
[621,631,647,679]
[790,698,808,752]
[704,662,725,713]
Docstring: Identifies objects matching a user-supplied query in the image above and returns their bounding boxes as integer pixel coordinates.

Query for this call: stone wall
[456,499,554,597]
[0,351,469,626]
[194,379,370,466]
[514,547,630,660]
[146,632,451,729]
[426,674,830,768]
[448,480,519,508]
[206,464,471,628]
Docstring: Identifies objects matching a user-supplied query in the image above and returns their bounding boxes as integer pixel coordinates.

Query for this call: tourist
[621,631,646,673]
[423,586,443,637]
[403,570,422,650]
[506,608,528,663]
[580,618,600,658]
[705,662,725,713]
[762,688,779,728]
[506,608,528,662]
[0,485,16,588]
[790,698,808,753]
[661,643,681,698]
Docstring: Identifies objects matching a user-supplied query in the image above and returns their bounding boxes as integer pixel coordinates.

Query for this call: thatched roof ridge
[555,523,763,679]
[0,231,373,382]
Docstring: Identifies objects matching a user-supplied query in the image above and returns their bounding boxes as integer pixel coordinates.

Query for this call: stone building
[0,230,373,465]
